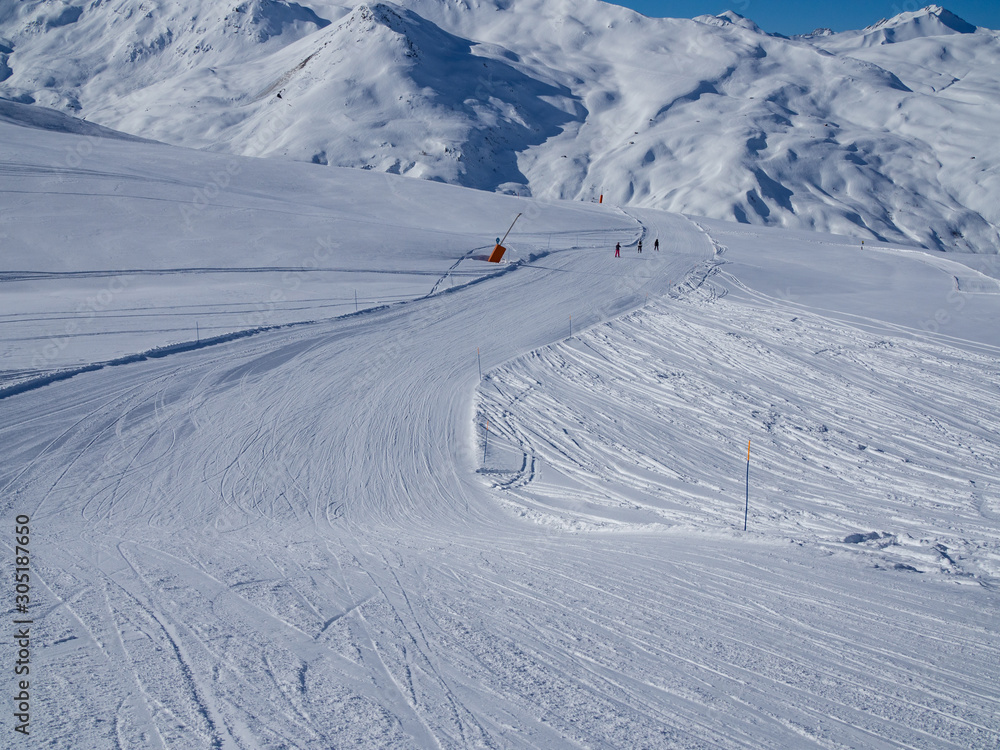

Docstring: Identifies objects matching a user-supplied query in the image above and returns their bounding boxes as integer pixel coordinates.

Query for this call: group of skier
[614,237,659,257]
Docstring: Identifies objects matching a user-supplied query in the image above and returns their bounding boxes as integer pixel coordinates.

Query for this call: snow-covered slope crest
[1,1,999,252]
[863,4,977,43]
[692,10,766,34]
[0,96,148,140]
[797,5,977,48]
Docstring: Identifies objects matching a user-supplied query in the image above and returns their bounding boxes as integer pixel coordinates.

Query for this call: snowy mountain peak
[694,11,764,34]
[342,2,409,34]
[335,2,422,56]
[334,2,462,62]
[863,5,976,41]
[223,0,331,43]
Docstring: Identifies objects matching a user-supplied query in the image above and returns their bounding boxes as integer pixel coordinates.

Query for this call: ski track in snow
[481,279,1000,565]
[2,204,1000,748]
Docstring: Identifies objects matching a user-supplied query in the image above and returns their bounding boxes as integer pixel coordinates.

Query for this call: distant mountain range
[2,1,998,252]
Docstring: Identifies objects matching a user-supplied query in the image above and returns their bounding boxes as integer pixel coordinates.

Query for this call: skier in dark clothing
[637,240,642,253]
[615,242,620,257]
[654,238,659,251]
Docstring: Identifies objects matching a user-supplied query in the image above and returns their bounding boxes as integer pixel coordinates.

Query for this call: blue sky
[605,1,1000,36]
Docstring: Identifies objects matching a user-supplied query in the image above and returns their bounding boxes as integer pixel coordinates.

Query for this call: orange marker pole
[744,439,751,531]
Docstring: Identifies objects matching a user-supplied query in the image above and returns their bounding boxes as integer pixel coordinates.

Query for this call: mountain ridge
[1,1,998,252]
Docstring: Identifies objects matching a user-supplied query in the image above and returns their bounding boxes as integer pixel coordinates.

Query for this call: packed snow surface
[1,1,999,252]
[2,94,1000,747]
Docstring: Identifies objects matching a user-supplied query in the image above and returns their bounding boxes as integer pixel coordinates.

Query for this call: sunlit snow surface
[2,104,999,747]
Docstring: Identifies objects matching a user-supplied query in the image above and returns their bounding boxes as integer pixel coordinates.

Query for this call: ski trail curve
[3,207,999,748]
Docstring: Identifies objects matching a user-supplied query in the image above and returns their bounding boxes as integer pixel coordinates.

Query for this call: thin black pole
[744,439,750,531]
[355,289,358,312]
[483,420,489,464]
[477,347,482,380]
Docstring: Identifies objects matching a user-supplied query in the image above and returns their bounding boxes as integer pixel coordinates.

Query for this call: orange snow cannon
[488,243,507,263]
[488,212,522,263]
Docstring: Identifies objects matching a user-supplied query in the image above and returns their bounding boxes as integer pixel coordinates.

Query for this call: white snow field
[2,100,1000,748]
[2,1,999,253]
[0,97,555,384]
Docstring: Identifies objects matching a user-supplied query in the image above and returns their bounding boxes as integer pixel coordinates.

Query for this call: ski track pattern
[480,284,1000,577]
[2,213,999,748]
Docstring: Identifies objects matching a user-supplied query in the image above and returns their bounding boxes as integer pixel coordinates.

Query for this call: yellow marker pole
[744,439,751,531]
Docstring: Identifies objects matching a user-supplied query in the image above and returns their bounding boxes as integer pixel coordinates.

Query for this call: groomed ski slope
[2,113,1000,748]
[0,96,558,383]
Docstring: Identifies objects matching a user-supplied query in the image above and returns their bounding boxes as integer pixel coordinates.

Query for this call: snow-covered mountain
[2,1,998,252]
[824,3,977,46]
